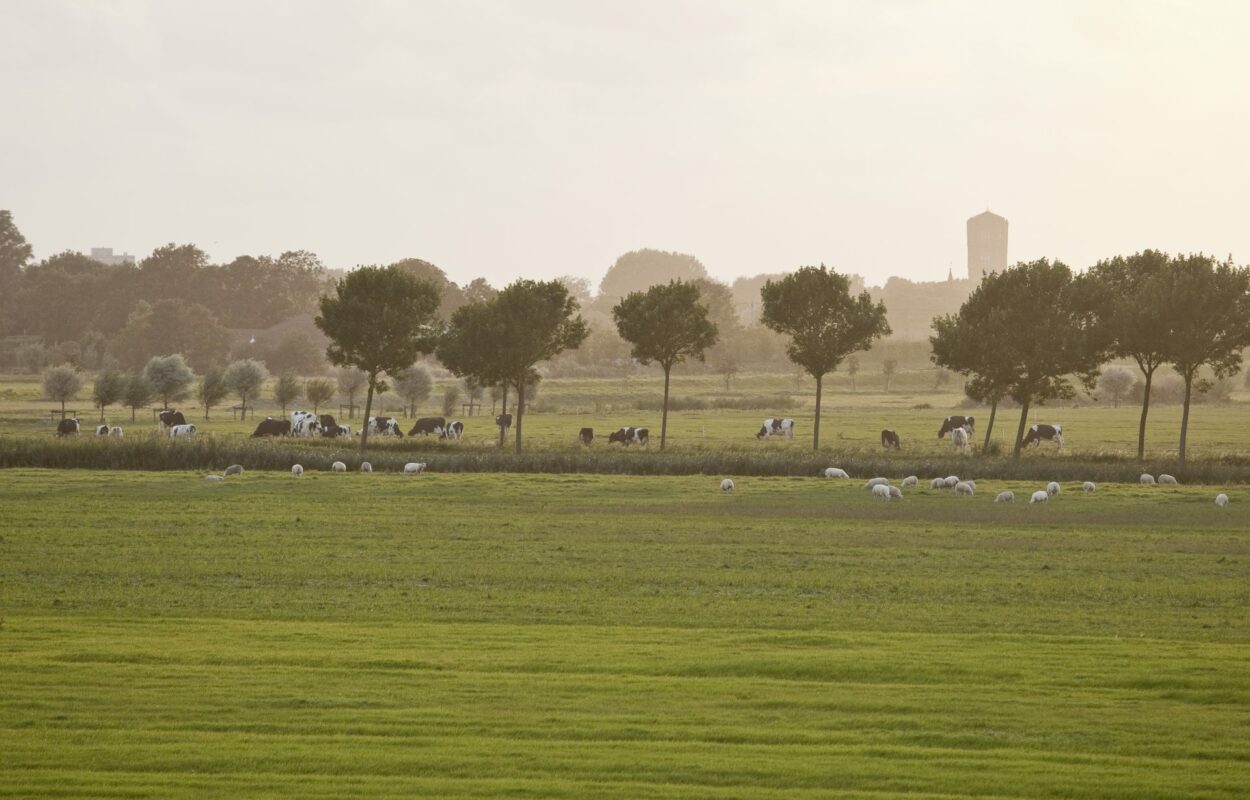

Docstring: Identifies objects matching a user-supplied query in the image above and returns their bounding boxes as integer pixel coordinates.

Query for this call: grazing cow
[579,427,594,445]
[756,417,795,439]
[334,425,351,437]
[441,420,464,440]
[951,426,970,450]
[937,415,975,439]
[407,416,445,437]
[720,478,734,493]
[880,429,901,449]
[1023,423,1064,449]
[319,414,340,437]
[363,416,403,437]
[109,426,123,437]
[608,426,649,446]
[251,418,291,437]
[159,409,187,429]
[496,413,513,433]
[291,411,321,438]
[169,424,196,437]
[56,418,80,437]
[95,424,110,435]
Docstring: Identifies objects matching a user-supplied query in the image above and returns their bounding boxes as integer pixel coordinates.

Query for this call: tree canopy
[43,365,83,416]
[142,354,195,410]
[598,249,709,302]
[223,359,269,413]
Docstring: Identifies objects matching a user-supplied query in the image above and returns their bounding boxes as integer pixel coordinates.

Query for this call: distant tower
[966,210,1008,281]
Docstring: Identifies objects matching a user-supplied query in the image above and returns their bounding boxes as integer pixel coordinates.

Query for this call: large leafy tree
[112,299,233,371]
[142,354,195,410]
[437,280,587,453]
[316,265,442,450]
[43,365,83,417]
[613,280,718,449]
[304,378,336,415]
[223,359,269,416]
[92,370,126,422]
[1155,255,1250,463]
[273,372,302,416]
[1085,250,1174,460]
[0,210,34,335]
[598,249,709,303]
[395,365,434,418]
[760,266,890,450]
[196,366,230,420]
[122,374,155,421]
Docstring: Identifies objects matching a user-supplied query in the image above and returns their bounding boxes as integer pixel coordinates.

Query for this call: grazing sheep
[331,461,347,472]
[871,483,891,500]
[954,481,974,496]
[930,478,945,489]
[403,462,426,474]
[720,478,735,493]
[943,475,960,488]
[291,464,303,477]
[203,474,224,482]
[864,477,890,490]
[1030,490,1049,504]
[1158,474,1178,485]
[1082,481,1096,493]
[901,475,918,488]
[360,462,373,473]
[1140,473,1156,485]
[995,490,1015,503]
[1047,481,1061,496]
[108,426,123,437]
[824,467,850,479]
[888,485,903,499]
[1215,493,1230,508]
[966,480,976,491]
[223,464,244,477]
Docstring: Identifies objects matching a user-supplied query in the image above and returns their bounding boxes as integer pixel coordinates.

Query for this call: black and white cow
[56,418,80,437]
[608,426,649,446]
[363,416,403,437]
[496,413,513,434]
[251,417,291,437]
[1023,423,1064,449]
[937,415,975,439]
[407,416,445,437]
[756,418,795,439]
[159,409,187,429]
[291,411,321,438]
[169,423,196,437]
[881,429,901,449]
[96,423,110,435]
[441,420,464,440]
[579,427,594,445]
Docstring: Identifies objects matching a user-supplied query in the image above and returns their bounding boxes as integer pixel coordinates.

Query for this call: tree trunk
[61,399,66,417]
[1178,371,1194,465]
[131,406,136,422]
[812,373,823,451]
[1012,400,1031,459]
[982,399,998,450]
[499,383,509,448]
[660,363,672,450]
[1136,367,1155,462]
[360,378,376,452]
[100,407,105,423]
[514,380,525,454]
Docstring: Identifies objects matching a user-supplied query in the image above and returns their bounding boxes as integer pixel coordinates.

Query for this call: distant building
[89,247,135,266]
[966,210,1008,280]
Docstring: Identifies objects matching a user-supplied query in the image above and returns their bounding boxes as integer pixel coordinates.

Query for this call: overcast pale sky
[2,1,1247,289]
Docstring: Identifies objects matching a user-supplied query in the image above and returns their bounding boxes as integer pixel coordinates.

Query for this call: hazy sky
[3,1,1248,289]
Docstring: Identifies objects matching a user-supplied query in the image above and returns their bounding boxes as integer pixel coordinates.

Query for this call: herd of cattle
[53,409,1068,451]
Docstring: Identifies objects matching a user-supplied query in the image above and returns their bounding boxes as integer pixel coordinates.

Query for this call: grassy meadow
[3,469,1249,797]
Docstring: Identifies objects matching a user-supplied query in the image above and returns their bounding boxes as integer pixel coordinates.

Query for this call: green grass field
[3,470,1248,797]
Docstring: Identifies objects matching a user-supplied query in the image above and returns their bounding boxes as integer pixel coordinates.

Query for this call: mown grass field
[3,470,1248,797]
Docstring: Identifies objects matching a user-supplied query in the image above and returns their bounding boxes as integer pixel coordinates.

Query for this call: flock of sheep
[205,460,429,480]
[718,469,1232,507]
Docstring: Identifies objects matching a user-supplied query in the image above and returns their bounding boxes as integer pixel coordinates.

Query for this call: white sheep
[943,475,960,488]
[1140,473,1156,485]
[203,474,224,482]
[331,461,347,472]
[901,475,918,488]
[930,478,945,489]
[291,464,303,477]
[1047,481,1061,496]
[1158,474,1178,485]
[995,490,1015,503]
[864,477,890,490]
[223,464,244,477]
[871,483,891,500]
[954,481,974,496]
[966,480,976,491]
[824,467,849,479]
[360,462,373,473]
[1082,481,1096,493]
[1215,493,1229,508]
[720,478,734,493]
[888,485,903,499]
[1030,490,1049,504]
[403,462,426,474]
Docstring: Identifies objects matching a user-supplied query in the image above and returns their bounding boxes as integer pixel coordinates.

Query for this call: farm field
[2,470,1249,798]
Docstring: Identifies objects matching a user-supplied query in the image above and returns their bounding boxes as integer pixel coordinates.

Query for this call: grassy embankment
[2,470,1248,797]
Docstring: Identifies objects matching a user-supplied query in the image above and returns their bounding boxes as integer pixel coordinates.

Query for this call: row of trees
[931,253,1250,462]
